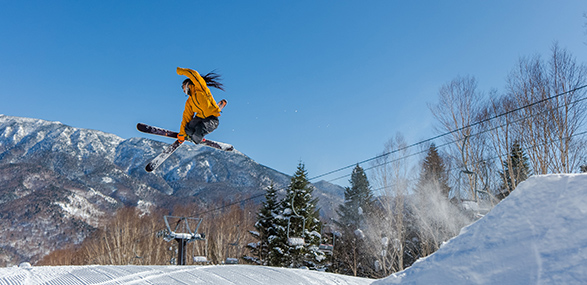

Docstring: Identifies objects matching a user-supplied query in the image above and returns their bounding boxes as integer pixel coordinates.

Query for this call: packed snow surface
[1,174,586,284]
[375,174,587,284]
[0,264,372,285]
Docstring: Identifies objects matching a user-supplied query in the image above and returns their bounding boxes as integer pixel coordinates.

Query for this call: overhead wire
[368,129,587,195]
[310,84,587,182]
[325,89,587,183]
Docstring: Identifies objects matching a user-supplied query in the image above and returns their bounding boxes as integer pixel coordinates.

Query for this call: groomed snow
[1,174,586,284]
[0,264,373,285]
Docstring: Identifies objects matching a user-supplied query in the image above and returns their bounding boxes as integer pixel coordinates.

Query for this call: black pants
[184,116,219,143]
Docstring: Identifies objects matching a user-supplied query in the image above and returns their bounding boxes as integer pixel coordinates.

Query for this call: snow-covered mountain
[0,115,343,265]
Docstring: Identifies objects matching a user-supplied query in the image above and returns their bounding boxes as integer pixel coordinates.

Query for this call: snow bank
[375,174,587,285]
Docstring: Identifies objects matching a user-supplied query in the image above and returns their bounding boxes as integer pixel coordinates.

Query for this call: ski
[137,123,178,138]
[137,123,234,152]
[145,139,182,172]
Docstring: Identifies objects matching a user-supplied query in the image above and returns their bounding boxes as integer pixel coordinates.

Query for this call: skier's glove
[177,134,186,144]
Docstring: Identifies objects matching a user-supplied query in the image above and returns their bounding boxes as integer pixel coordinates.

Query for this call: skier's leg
[185,117,204,143]
[194,116,219,143]
[201,116,219,135]
[185,116,219,144]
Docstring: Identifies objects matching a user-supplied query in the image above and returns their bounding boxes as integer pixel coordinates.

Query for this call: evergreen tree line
[246,163,326,269]
[248,147,471,278]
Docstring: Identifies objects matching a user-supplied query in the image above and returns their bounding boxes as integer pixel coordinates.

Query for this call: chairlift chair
[319,223,335,254]
[225,224,241,264]
[286,192,307,246]
[287,206,307,246]
[192,235,209,264]
[193,256,209,264]
[318,243,334,253]
[225,258,239,264]
[287,215,306,246]
[288,237,305,246]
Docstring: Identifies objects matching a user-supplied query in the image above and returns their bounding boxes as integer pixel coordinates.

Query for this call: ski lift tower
[160,215,205,265]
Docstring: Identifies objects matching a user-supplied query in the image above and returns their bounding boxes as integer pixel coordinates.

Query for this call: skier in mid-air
[176,67,227,145]
[138,67,231,172]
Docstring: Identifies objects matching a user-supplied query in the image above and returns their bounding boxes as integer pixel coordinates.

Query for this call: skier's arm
[178,99,195,139]
[177,67,205,93]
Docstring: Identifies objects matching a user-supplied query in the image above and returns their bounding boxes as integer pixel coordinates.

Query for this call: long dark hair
[183,70,225,92]
[202,71,225,91]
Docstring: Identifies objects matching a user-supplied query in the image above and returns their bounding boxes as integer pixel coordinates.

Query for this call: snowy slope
[0,264,373,285]
[2,174,586,284]
[375,174,587,285]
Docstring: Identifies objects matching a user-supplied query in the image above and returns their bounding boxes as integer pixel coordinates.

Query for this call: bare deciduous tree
[429,75,487,199]
[367,133,414,275]
[505,44,587,174]
[39,201,258,266]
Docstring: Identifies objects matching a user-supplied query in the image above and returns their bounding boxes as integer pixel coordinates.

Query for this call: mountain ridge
[0,115,344,265]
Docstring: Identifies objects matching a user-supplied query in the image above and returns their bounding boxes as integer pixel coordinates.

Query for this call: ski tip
[145,164,155,172]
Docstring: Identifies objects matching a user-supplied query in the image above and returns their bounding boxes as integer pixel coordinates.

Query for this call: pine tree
[334,164,375,276]
[415,143,450,198]
[413,143,456,258]
[279,162,324,269]
[247,183,281,265]
[498,141,531,199]
[337,165,374,230]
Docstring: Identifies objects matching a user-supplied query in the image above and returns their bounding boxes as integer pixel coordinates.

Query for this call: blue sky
[1,1,586,185]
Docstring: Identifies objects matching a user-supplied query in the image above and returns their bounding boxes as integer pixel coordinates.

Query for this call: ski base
[137,123,234,152]
[145,140,182,172]
[201,139,234,152]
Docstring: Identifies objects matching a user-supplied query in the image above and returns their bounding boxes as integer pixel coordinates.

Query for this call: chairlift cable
[310,84,587,182]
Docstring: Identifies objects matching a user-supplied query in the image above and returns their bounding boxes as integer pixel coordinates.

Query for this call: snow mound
[375,173,587,285]
[0,264,373,285]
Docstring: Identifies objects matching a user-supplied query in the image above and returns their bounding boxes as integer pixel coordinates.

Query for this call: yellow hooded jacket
[177,67,221,137]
